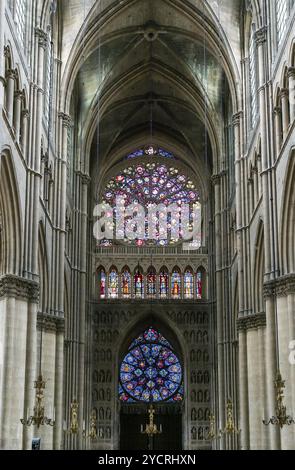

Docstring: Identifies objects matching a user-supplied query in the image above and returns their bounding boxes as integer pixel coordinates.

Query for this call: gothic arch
[0,149,22,276]
[38,221,49,313]
[253,220,265,314]
[280,150,295,274]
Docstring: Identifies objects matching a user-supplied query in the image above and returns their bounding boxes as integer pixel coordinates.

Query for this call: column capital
[58,112,72,128]
[5,68,16,80]
[76,170,91,185]
[0,275,39,302]
[211,173,221,186]
[22,108,30,119]
[264,274,295,297]
[287,67,295,79]
[37,312,65,333]
[237,313,266,331]
[254,26,267,45]
[14,90,24,101]
[280,88,289,99]
[273,106,282,116]
[35,27,48,49]
[232,111,242,126]
[4,45,11,60]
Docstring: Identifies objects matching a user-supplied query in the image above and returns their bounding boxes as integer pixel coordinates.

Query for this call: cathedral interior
[0,0,295,451]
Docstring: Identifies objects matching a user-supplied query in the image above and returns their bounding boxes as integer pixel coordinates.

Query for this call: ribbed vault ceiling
[65,0,241,183]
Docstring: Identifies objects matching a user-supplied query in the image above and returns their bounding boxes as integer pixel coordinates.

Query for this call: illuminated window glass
[171,268,181,299]
[277,0,288,45]
[147,267,156,298]
[101,161,199,246]
[184,269,194,299]
[15,0,26,48]
[108,268,119,299]
[134,268,144,298]
[98,268,106,299]
[196,269,204,300]
[122,268,131,299]
[159,268,169,298]
[249,25,258,127]
[119,327,183,403]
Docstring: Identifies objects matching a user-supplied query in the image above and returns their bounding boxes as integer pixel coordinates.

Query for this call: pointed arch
[253,220,265,314]
[38,221,49,313]
[280,150,295,274]
[0,149,22,276]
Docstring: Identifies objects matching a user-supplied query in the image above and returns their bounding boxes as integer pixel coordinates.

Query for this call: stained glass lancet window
[184,268,194,299]
[98,268,106,299]
[122,268,131,299]
[171,268,181,299]
[147,267,156,298]
[108,267,119,299]
[119,327,183,403]
[196,268,205,300]
[134,267,144,298]
[159,268,169,298]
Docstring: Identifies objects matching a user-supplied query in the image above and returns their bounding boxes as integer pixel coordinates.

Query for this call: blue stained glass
[119,327,183,403]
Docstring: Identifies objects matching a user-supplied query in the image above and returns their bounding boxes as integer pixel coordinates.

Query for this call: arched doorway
[119,326,184,450]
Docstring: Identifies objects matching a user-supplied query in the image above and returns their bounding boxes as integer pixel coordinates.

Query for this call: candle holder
[140,405,162,450]
[263,371,295,428]
[83,409,98,441]
[219,399,240,437]
[20,375,55,428]
[63,400,79,434]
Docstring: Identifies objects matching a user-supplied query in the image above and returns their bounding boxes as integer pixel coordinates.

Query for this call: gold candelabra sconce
[206,413,217,441]
[220,399,240,437]
[206,400,240,441]
[20,375,55,428]
[64,400,98,441]
[140,405,162,450]
[263,371,295,428]
[83,409,98,441]
[141,404,163,436]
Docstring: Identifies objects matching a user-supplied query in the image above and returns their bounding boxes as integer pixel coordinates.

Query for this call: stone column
[53,322,64,450]
[21,109,30,158]
[22,302,38,450]
[212,173,225,449]
[5,69,16,124]
[14,90,24,143]
[264,288,281,449]
[273,107,282,157]
[280,89,290,139]
[0,276,39,449]
[237,327,249,449]
[31,29,47,278]
[288,67,295,123]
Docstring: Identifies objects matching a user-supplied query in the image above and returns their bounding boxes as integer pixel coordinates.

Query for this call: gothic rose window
[101,160,199,246]
[119,327,183,403]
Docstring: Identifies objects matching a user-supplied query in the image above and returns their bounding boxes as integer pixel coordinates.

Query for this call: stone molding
[237,313,266,331]
[37,312,65,333]
[0,275,39,302]
[264,274,295,298]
